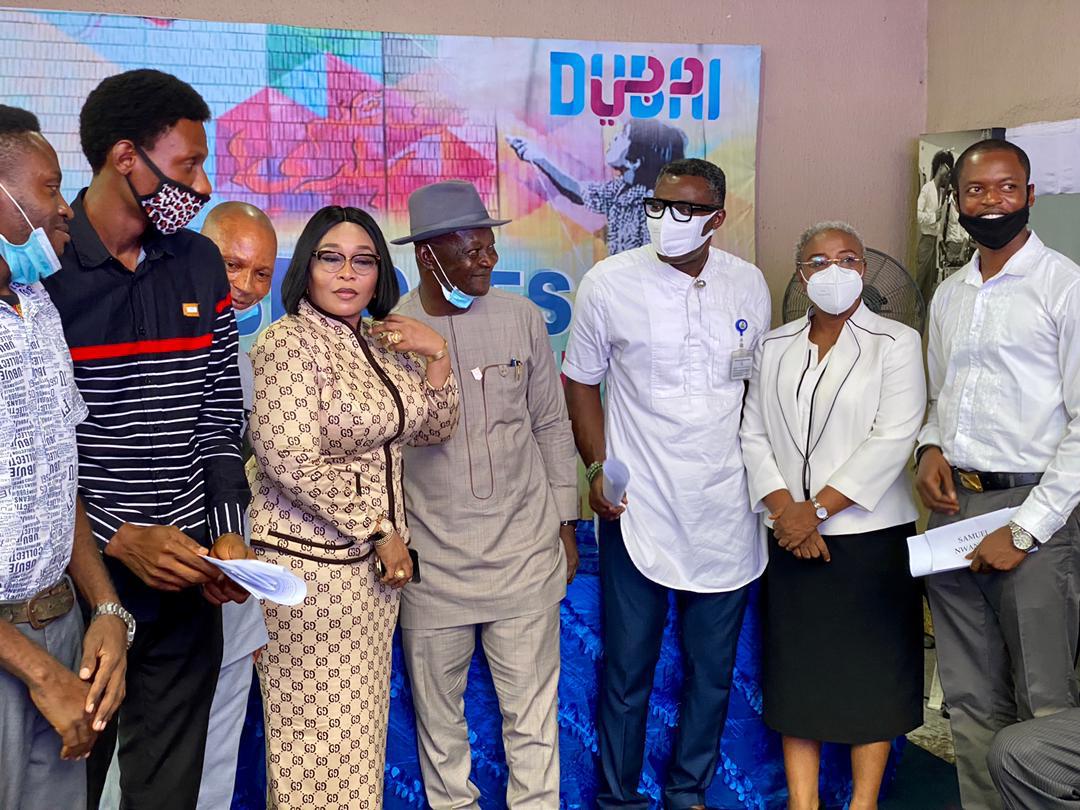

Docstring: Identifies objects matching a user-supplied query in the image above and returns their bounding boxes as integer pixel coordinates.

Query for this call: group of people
[0,65,1077,810]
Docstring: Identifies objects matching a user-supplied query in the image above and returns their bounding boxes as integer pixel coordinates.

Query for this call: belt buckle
[26,591,49,630]
[958,470,984,493]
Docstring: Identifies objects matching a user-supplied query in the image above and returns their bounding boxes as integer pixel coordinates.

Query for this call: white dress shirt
[563,245,771,592]
[741,304,925,535]
[918,231,1080,542]
[224,349,269,664]
[917,180,942,237]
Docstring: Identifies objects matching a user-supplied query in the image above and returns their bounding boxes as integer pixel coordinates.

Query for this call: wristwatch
[93,602,136,649]
[810,496,829,522]
[1008,521,1036,552]
[559,520,578,528]
[372,516,394,547]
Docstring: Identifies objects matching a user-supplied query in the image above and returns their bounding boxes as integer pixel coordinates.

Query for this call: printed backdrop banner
[0,8,760,358]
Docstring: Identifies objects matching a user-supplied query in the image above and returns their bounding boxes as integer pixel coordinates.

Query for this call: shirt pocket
[482,360,529,424]
[650,336,690,400]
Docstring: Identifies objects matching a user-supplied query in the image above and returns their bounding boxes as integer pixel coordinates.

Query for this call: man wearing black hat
[393,180,578,808]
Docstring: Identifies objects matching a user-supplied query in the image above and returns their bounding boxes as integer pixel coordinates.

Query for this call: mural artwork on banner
[0,10,894,810]
[0,8,761,366]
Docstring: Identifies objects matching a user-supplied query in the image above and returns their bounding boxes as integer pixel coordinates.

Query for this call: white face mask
[803,263,864,315]
[646,209,715,258]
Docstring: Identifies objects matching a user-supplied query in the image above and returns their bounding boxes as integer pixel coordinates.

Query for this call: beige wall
[928,0,1080,131]
[6,0,928,318]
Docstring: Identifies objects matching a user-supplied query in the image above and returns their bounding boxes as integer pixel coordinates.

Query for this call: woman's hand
[370,315,446,358]
[373,531,413,590]
[370,315,451,387]
[791,530,831,563]
[769,500,821,551]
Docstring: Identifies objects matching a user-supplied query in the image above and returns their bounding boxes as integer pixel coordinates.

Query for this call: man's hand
[79,615,127,732]
[916,447,960,515]
[105,524,218,592]
[204,533,255,606]
[28,662,98,760]
[560,524,579,584]
[967,526,1028,573]
[769,500,820,550]
[588,476,626,522]
[791,530,832,562]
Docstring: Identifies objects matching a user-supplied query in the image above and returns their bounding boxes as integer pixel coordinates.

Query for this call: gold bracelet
[425,342,449,363]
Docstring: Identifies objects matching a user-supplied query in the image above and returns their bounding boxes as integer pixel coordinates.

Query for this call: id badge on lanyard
[730,318,753,381]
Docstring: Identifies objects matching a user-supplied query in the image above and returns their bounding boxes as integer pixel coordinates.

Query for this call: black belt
[952,468,1043,493]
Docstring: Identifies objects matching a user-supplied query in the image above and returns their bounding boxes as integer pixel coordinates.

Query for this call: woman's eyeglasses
[311,250,380,275]
[796,256,866,273]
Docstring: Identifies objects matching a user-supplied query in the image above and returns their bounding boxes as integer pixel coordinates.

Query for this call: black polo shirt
[43,190,249,617]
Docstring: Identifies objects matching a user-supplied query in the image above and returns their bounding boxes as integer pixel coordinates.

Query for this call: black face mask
[958,206,1030,250]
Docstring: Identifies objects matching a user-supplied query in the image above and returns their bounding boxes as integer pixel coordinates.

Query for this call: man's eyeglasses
[796,256,866,273]
[311,250,380,275]
[643,197,722,223]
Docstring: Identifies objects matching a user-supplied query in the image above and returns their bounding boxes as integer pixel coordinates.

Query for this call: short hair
[0,104,42,180]
[625,120,687,191]
[657,158,726,208]
[795,221,864,265]
[80,69,210,173]
[952,138,1031,190]
[280,206,399,319]
[930,150,954,178]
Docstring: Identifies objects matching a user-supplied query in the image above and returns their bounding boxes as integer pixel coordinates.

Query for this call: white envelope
[907,507,1019,577]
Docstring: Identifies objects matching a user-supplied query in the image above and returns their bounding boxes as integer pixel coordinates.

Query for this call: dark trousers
[596,519,749,809]
[86,589,223,810]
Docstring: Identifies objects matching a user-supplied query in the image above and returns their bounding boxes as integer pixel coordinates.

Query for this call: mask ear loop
[0,182,36,231]
[426,244,461,296]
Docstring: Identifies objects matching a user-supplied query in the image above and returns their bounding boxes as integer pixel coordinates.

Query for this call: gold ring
[389,331,403,345]
[395,568,406,579]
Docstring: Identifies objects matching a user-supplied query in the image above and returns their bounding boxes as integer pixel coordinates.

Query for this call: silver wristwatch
[810,496,829,522]
[1008,521,1036,552]
[93,602,136,649]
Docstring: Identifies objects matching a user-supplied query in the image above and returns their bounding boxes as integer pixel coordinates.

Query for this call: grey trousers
[402,605,561,810]
[988,708,1080,809]
[0,601,86,810]
[926,484,1080,810]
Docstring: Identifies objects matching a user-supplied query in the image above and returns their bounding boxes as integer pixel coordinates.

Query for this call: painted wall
[927,0,1080,132]
[5,0,928,320]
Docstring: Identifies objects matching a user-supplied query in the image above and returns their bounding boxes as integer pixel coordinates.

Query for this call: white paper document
[207,557,308,605]
[602,457,630,506]
[907,507,1018,577]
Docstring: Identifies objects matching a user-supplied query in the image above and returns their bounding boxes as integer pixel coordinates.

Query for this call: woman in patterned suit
[247,206,459,809]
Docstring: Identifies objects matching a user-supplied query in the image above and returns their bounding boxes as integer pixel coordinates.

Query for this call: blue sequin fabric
[233,522,901,809]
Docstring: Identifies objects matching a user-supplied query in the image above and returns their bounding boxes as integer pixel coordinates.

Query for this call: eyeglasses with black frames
[642,197,722,223]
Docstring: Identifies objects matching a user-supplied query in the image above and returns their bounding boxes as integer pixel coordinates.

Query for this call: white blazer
[739,303,927,536]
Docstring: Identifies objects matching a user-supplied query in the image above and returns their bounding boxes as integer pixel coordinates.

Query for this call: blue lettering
[528,270,573,336]
[549,52,586,117]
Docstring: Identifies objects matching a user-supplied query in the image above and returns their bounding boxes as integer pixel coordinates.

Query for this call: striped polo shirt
[43,190,249,614]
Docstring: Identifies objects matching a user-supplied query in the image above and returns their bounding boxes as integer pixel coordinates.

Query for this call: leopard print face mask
[127,146,211,235]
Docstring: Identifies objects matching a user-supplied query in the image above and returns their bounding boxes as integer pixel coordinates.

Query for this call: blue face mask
[0,182,61,286]
[426,245,475,310]
[235,300,264,326]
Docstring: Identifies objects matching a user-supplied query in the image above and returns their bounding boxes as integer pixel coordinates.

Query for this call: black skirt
[762,522,923,744]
